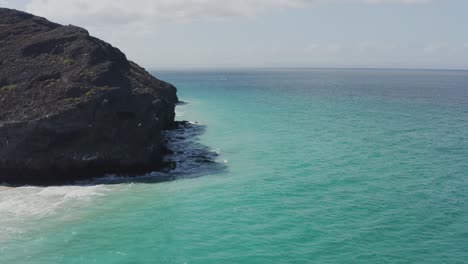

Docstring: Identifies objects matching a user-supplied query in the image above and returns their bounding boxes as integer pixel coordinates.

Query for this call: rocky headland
[0,8,179,185]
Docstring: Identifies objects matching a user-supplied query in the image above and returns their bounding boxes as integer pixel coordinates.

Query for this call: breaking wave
[0,117,226,242]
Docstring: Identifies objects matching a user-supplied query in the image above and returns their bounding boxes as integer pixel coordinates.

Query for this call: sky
[1,0,468,70]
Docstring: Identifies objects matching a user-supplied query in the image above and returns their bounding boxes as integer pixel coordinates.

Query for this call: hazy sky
[1,0,468,70]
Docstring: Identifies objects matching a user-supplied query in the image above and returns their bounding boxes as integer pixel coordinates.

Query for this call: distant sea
[1,69,467,263]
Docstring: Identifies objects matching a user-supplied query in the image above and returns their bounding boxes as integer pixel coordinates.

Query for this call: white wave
[0,184,112,242]
[0,106,223,242]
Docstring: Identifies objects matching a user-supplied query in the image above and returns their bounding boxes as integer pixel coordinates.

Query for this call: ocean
[1,69,467,263]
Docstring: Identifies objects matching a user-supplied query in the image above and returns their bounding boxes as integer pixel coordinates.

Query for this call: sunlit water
[1,69,468,263]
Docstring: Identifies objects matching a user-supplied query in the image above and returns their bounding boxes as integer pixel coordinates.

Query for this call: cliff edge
[0,8,179,184]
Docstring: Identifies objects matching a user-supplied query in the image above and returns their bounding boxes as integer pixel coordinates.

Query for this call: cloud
[326,44,344,53]
[357,42,374,52]
[26,0,431,26]
[305,43,320,52]
[423,44,439,53]
[20,0,443,69]
[1,0,29,9]
[360,0,429,3]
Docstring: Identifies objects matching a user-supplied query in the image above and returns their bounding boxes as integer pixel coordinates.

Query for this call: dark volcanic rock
[0,8,179,185]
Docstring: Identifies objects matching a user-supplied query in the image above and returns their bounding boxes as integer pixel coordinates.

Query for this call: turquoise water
[1,69,468,263]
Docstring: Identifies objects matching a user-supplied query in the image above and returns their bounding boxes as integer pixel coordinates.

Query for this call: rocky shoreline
[0,8,179,185]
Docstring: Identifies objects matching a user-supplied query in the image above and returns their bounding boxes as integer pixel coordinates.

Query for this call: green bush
[63,58,75,65]
[0,84,17,93]
[84,89,96,97]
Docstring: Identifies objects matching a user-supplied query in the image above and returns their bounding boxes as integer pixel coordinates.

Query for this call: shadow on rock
[74,121,228,185]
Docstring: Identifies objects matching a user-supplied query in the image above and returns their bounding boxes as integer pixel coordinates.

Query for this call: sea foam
[0,185,112,242]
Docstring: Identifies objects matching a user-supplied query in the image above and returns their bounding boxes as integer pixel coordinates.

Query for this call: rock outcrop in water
[0,8,178,185]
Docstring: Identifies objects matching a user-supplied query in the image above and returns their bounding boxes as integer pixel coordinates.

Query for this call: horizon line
[149,66,468,72]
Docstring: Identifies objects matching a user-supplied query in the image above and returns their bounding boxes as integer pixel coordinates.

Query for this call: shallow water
[1,69,468,263]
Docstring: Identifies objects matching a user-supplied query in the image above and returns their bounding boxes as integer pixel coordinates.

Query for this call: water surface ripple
[1,69,467,264]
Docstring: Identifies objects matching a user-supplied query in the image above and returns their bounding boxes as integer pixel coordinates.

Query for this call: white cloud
[357,42,374,52]
[423,44,452,54]
[26,0,431,26]
[326,44,343,53]
[26,0,304,26]
[305,43,320,52]
[1,0,28,9]
[423,44,439,53]
[361,0,429,3]
[19,0,446,69]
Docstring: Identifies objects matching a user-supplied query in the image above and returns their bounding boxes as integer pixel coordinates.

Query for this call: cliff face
[0,8,179,184]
